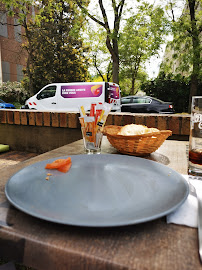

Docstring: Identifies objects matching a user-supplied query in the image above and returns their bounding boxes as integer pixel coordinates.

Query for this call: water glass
[81,128,103,154]
[188,96,202,176]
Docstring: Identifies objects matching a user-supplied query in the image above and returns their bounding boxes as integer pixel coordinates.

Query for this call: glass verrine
[81,127,103,154]
[188,96,202,176]
[79,102,112,154]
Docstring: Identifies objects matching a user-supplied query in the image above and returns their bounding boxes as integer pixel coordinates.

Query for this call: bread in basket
[103,124,172,156]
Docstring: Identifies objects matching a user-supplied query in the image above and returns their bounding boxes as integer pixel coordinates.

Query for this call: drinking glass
[81,127,103,154]
[188,96,202,176]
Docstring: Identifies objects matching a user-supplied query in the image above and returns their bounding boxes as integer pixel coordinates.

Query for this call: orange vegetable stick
[45,157,71,170]
[57,162,72,173]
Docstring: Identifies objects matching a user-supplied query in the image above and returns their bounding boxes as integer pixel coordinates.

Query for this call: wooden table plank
[0,137,199,270]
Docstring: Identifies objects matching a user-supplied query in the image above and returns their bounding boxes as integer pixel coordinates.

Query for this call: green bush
[141,73,196,113]
[0,81,29,104]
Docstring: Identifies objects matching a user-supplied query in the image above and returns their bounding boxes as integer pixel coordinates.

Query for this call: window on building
[0,12,8,38]
[2,61,10,82]
[17,65,23,81]
[14,18,21,42]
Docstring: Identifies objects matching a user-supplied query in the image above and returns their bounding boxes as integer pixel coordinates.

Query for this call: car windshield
[121,98,131,104]
[0,99,5,103]
[134,98,151,104]
[150,97,164,103]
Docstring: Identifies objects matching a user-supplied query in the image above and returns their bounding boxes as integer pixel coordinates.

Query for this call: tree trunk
[26,55,34,96]
[106,34,119,84]
[130,77,135,95]
[112,57,119,84]
[188,0,201,112]
[75,0,125,85]
[93,54,105,81]
[130,57,141,95]
[106,61,112,82]
[189,74,198,112]
[23,20,35,96]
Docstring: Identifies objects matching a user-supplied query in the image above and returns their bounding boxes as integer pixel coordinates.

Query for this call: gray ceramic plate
[5,154,189,227]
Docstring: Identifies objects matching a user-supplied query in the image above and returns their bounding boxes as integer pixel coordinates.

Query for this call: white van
[24,82,121,112]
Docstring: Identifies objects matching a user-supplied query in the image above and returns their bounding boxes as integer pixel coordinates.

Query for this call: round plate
[5,154,189,227]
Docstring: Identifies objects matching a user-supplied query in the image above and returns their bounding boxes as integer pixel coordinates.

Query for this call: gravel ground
[0,151,38,169]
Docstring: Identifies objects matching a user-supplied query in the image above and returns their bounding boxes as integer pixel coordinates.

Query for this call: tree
[1,0,56,94]
[119,2,168,95]
[163,0,202,111]
[74,0,125,84]
[23,0,89,94]
[187,0,202,107]
[83,24,112,81]
[0,0,33,91]
[141,72,196,113]
[2,0,89,95]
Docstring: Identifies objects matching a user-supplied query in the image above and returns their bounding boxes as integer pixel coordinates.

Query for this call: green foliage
[119,2,169,95]
[162,0,202,100]
[140,72,200,113]
[22,0,90,95]
[119,69,148,96]
[2,0,90,95]
[83,25,112,81]
[0,82,29,104]
[74,0,125,84]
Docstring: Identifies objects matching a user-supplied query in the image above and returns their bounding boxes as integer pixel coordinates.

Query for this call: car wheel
[21,105,29,109]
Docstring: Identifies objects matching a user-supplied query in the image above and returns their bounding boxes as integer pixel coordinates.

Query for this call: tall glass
[188,96,202,176]
[81,127,103,154]
[79,116,104,154]
[79,103,112,154]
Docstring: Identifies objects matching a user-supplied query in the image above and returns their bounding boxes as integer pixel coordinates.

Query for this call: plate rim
[5,154,189,227]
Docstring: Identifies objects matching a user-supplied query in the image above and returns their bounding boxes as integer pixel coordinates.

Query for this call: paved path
[0,151,38,169]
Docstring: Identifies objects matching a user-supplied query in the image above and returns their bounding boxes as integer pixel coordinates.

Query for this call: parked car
[0,99,15,109]
[121,96,174,114]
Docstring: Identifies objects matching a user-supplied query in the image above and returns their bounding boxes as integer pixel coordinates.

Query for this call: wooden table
[0,137,199,270]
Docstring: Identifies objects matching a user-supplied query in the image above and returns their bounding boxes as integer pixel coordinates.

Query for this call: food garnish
[45,157,72,173]
[57,162,72,173]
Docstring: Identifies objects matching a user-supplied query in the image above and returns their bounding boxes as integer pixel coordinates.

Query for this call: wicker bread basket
[103,125,172,156]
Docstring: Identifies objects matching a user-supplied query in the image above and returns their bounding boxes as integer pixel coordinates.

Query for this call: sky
[87,0,184,79]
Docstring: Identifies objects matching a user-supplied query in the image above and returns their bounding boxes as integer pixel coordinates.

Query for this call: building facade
[0,8,27,83]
